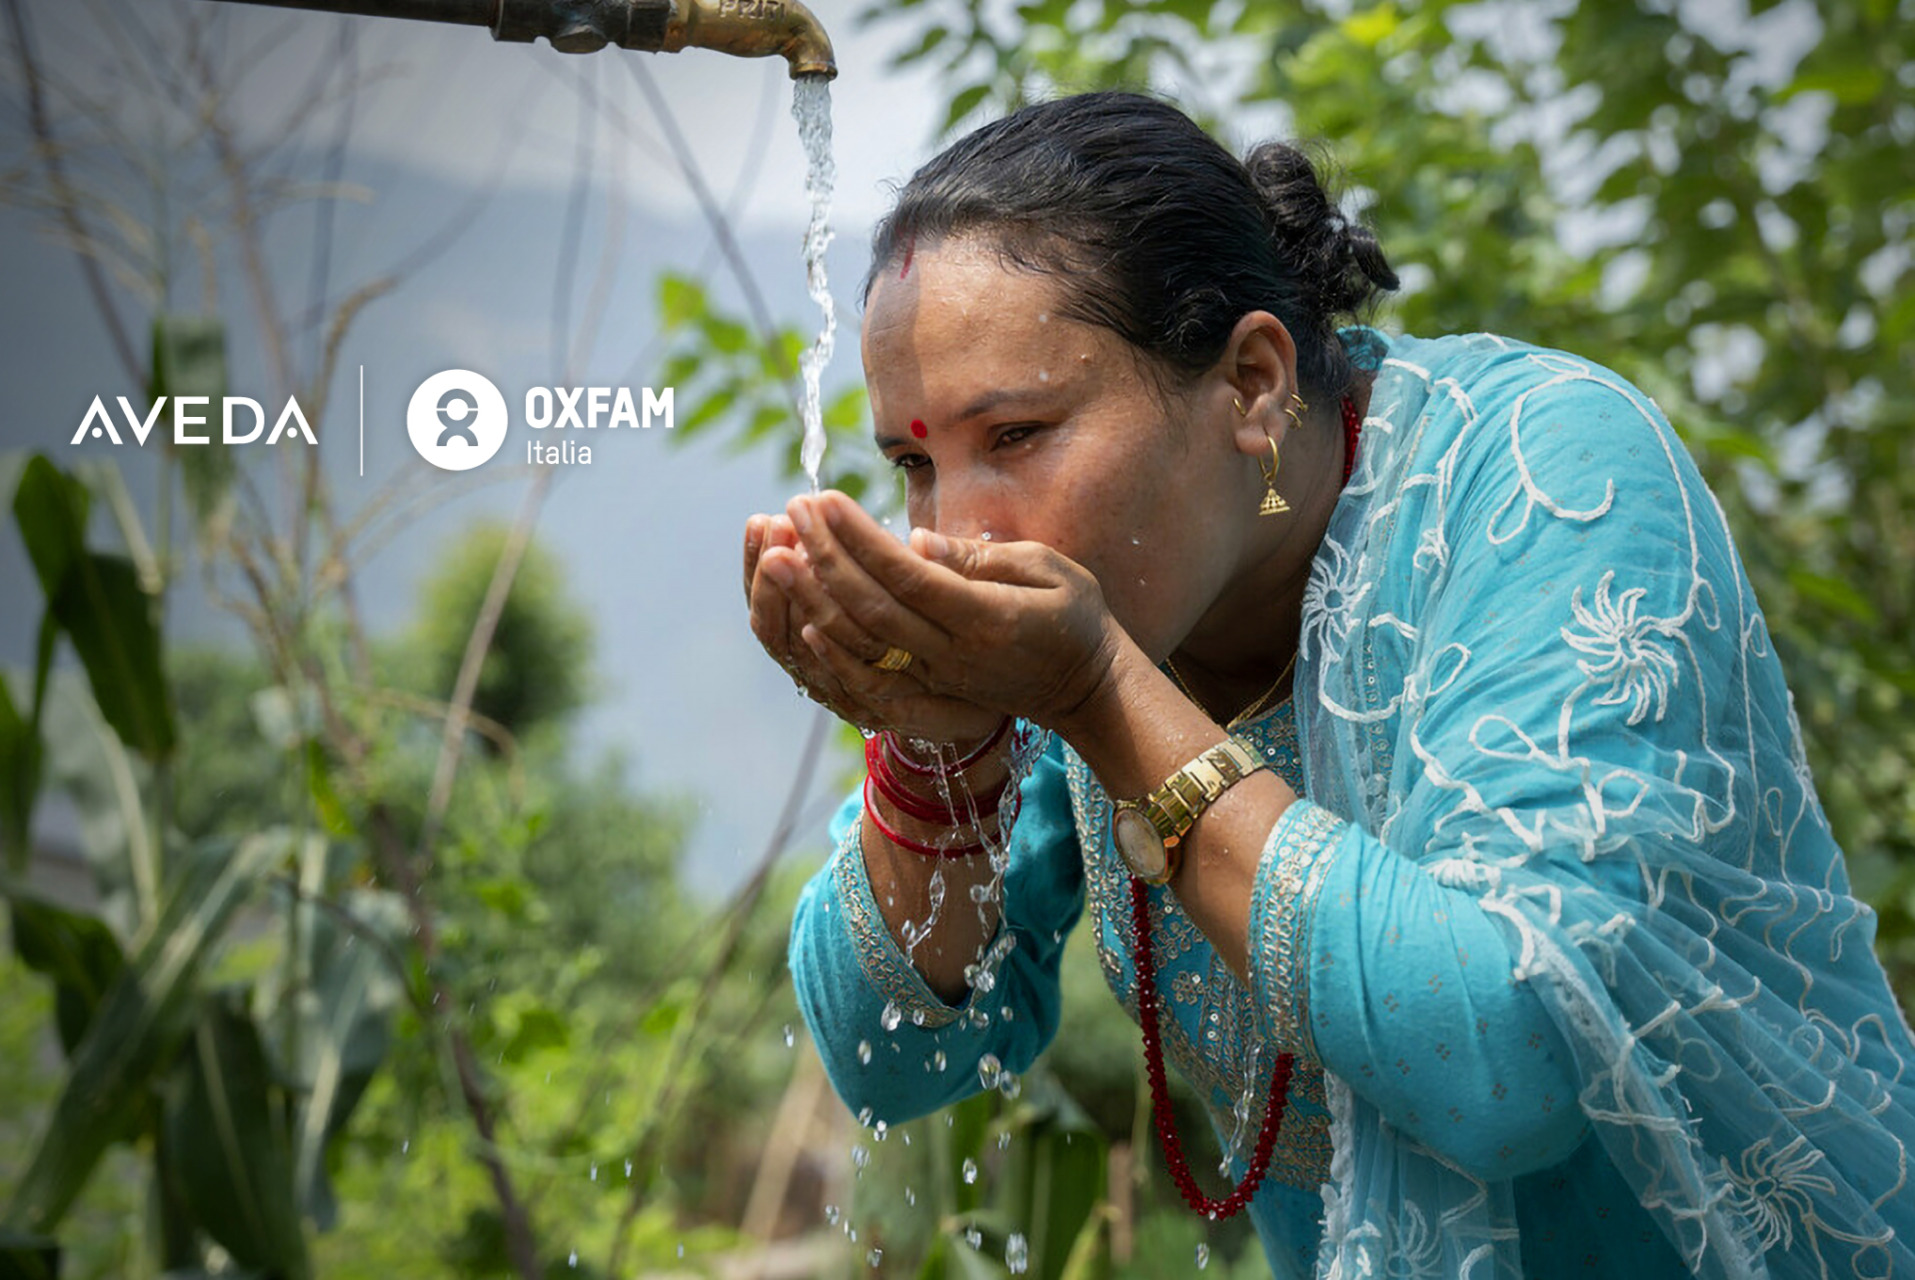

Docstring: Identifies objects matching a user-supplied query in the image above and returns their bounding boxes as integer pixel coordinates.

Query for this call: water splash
[1006,1232,1029,1274]
[791,75,836,490]
[1196,1242,1211,1269]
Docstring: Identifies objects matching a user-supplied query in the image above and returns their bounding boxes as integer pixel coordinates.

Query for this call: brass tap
[661,0,836,79]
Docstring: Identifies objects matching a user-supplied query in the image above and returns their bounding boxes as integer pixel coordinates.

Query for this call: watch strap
[1123,737,1267,884]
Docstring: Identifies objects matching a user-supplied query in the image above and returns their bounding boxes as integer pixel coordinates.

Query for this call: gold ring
[871,645,915,673]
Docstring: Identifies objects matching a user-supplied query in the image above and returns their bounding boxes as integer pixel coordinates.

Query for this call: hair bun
[1243,140,1397,321]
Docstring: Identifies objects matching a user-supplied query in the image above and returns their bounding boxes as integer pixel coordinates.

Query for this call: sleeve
[1248,801,1589,1179]
[787,728,1085,1126]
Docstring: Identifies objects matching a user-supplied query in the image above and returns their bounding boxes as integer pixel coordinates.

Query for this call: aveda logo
[71,395,316,447]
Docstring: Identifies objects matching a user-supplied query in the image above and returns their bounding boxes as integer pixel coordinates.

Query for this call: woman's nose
[930,472,1013,544]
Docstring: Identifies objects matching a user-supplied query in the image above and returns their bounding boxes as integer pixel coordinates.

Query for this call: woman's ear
[1221,311,1300,459]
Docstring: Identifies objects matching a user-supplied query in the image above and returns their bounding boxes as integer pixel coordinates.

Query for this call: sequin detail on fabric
[1248,800,1347,1061]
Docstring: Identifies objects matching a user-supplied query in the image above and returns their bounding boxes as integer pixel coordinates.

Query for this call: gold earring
[1233,396,1247,417]
[1258,435,1291,517]
[1284,392,1309,431]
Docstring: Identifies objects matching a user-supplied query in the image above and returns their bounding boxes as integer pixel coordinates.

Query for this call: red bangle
[863,773,988,858]
[864,735,1008,824]
[881,717,1012,778]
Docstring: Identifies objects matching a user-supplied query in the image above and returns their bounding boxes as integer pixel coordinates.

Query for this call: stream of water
[792,75,836,490]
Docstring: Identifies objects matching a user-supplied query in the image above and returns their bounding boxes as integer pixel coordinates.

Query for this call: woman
[745,91,1915,1278]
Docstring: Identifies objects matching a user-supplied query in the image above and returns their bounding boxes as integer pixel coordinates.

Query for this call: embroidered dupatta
[1297,329,1915,1278]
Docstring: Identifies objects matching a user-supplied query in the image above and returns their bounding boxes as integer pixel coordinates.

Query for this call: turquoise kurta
[788,329,1915,1278]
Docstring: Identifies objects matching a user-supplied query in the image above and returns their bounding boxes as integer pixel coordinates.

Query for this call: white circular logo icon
[407,370,507,470]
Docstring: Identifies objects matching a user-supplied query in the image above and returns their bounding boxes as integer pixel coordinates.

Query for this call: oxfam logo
[407,370,507,470]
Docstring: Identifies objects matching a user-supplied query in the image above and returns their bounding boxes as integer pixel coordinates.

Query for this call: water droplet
[874,1119,889,1141]
[1006,1232,1029,1273]
[624,1159,632,1177]
[978,1053,1003,1091]
[851,1144,870,1171]
[905,1185,916,1205]
[783,1023,795,1048]
[998,1072,1021,1101]
[980,531,994,541]
[998,1130,1012,1150]
[1038,369,1050,382]
[677,1243,685,1259]
[567,1250,577,1267]
[401,1139,409,1154]
[962,1157,978,1185]
[1002,1005,1015,1022]
[1196,1242,1211,1269]
[965,1227,983,1249]
[858,1039,873,1065]
[880,1001,902,1031]
[825,1204,842,1226]
[867,1248,884,1267]
[589,1164,597,1181]
[857,1105,874,1127]
[932,1049,948,1072]
[911,1008,927,1026]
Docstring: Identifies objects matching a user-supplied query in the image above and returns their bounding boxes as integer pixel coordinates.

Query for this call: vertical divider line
[359,364,365,477]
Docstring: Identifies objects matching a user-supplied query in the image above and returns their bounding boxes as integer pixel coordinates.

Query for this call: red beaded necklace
[1130,391,1362,1220]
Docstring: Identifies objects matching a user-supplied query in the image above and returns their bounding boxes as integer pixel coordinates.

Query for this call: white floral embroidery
[1721,1136,1836,1254]
[1300,536,1370,664]
[1561,570,1682,725]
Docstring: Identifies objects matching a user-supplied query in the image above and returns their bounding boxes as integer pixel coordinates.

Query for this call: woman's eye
[995,424,1040,448]
[889,452,930,472]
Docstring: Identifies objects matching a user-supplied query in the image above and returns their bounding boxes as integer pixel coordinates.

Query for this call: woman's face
[860,237,1256,662]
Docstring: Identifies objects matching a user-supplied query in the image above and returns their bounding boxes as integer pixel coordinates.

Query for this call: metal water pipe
[202,0,837,78]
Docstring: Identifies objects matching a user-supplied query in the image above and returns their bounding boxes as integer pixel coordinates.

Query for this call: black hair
[863,90,1398,402]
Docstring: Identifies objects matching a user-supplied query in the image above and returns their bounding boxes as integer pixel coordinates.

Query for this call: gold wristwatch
[1111,737,1267,885]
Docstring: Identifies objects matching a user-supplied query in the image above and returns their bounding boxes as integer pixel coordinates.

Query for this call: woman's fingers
[744,513,802,610]
[796,492,1059,631]
[765,535,900,674]
[749,545,808,678]
[787,494,950,662]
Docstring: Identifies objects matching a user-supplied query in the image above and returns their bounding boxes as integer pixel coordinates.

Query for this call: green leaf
[944,83,992,134]
[303,740,353,838]
[149,316,234,535]
[502,1004,568,1062]
[7,893,126,1056]
[0,673,38,871]
[164,993,311,1280]
[11,456,90,601]
[685,386,740,433]
[12,457,175,761]
[1780,64,1884,106]
[659,274,707,330]
[0,1231,59,1280]
[284,887,403,1230]
[1787,568,1877,623]
[49,553,176,762]
[824,385,868,431]
[2,833,286,1236]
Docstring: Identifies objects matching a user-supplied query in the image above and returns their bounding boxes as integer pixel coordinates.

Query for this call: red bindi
[909,418,928,439]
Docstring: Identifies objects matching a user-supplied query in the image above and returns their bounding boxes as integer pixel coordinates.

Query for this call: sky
[0,0,950,897]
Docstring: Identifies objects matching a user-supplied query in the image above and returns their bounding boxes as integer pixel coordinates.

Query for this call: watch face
[1113,809,1169,881]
